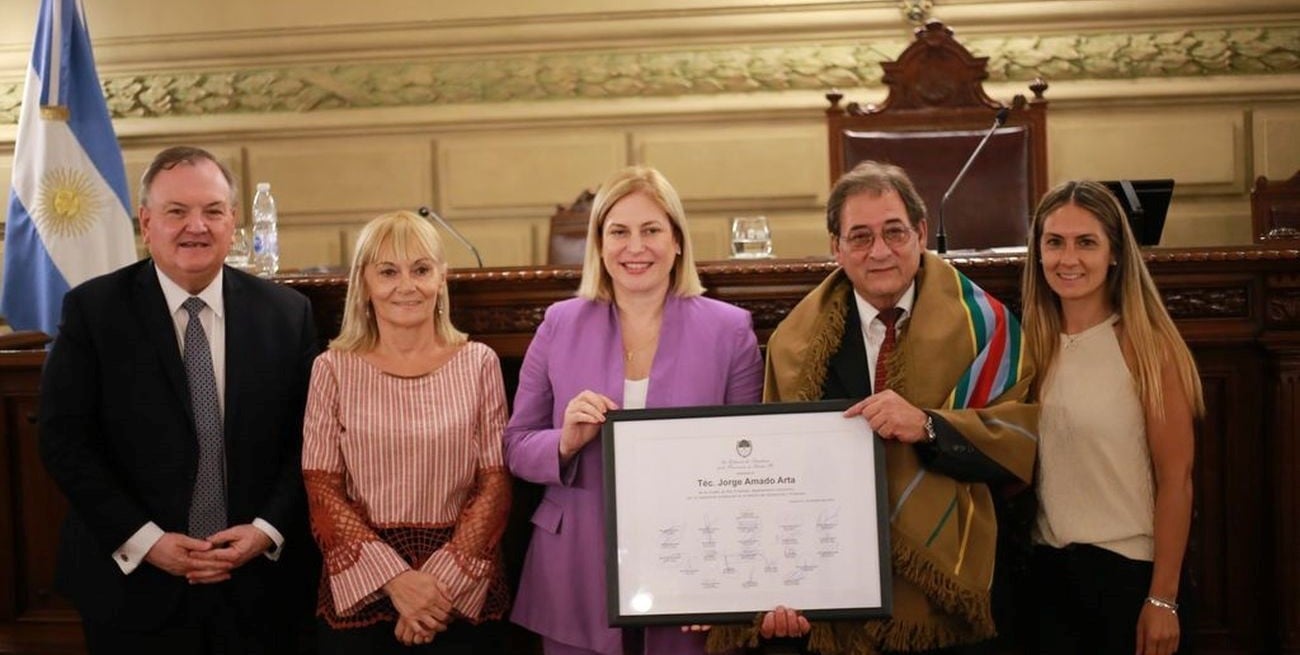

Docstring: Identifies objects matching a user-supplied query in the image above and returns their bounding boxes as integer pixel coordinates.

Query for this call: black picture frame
[601,399,893,627]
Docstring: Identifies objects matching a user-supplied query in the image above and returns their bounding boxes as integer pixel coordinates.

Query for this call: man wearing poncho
[708,161,1038,655]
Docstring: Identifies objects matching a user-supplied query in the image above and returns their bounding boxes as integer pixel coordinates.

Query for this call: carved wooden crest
[826,20,1047,117]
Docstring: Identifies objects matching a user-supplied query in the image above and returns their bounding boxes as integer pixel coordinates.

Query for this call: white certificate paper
[602,400,892,626]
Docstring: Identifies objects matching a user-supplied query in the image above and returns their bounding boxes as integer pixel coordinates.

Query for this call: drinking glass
[225,228,252,271]
[730,216,773,259]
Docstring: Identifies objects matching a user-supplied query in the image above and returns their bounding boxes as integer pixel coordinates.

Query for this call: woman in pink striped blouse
[303,210,511,654]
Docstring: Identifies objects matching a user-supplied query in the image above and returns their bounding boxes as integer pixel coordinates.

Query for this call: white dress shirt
[113,266,283,574]
[853,281,917,393]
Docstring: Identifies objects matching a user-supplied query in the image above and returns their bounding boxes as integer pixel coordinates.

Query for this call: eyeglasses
[837,224,915,251]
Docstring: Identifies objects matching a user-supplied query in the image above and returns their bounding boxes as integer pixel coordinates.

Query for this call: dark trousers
[317,618,506,655]
[1032,543,1184,655]
[756,637,994,654]
[81,584,291,655]
[888,645,993,655]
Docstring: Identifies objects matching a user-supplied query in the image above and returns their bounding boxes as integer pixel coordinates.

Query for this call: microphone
[417,206,484,268]
[936,107,1010,254]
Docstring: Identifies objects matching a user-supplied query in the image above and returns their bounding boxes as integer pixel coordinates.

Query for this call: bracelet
[1145,595,1178,614]
[922,414,937,443]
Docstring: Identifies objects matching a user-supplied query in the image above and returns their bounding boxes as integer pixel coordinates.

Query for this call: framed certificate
[601,400,892,626]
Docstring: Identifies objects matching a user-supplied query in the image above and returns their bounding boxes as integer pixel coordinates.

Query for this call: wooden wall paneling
[277,225,350,272]
[446,217,542,269]
[763,211,832,261]
[1187,347,1267,653]
[634,125,826,204]
[1164,268,1266,655]
[685,218,727,262]
[1156,273,1258,343]
[0,354,48,622]
[686,209,830,262]
[246,139,431,217]
[1252,107,1300,182]
[1049,109,1246,195]
[1158,197,1255,248]
[1268,341,1300,654]
[13,390,69,618]
[437,133,626,217]
[0,371,13,622]
[435,132,626,267]
[1264,270,1300,653]
[0,352,83,655]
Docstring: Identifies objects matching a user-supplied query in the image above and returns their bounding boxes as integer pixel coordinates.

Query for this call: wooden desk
[2,247,1298,654]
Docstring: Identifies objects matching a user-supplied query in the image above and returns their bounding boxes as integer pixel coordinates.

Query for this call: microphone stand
[417,206,484,268]
[936,107,1010,254]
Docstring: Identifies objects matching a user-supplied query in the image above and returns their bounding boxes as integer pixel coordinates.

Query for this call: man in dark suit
[39,146,318,653]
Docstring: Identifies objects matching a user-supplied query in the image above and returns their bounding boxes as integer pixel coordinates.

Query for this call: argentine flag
[1,0,136,337]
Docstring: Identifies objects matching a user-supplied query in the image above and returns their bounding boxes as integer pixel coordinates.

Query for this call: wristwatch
[922,414,937,444]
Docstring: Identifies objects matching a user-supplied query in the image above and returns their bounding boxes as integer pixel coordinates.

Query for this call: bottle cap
[256,182,271,191]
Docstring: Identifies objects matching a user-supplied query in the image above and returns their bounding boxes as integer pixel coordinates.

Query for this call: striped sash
[946,269,1025,411]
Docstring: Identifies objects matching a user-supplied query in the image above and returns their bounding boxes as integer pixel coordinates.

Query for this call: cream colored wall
[1,0,1298,274]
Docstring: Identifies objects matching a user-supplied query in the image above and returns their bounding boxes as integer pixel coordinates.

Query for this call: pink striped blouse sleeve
[302,352,410,615]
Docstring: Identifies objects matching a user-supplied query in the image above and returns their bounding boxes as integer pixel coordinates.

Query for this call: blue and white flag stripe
[1,0,136,336]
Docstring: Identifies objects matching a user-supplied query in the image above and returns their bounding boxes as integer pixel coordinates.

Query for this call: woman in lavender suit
[504,166,764,655]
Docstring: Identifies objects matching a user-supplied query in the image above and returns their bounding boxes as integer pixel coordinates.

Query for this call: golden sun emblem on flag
[33,167,103,238]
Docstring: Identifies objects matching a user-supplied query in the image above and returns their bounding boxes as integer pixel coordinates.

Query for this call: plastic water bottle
[250,182,279,276]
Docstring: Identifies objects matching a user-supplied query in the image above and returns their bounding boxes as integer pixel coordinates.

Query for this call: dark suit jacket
[39,259,319,630]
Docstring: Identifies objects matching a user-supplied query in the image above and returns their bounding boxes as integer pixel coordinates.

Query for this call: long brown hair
[1022,180,1204,419]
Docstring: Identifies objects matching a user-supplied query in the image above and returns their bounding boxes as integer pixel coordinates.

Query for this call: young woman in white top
[1021,180,1204,655]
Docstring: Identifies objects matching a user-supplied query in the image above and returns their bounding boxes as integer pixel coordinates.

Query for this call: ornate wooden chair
[827,20,1049,251]
[1251,171,1300,245]
[547,189,595,265]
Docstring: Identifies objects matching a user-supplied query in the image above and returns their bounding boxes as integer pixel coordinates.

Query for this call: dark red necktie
[874,307,904,394]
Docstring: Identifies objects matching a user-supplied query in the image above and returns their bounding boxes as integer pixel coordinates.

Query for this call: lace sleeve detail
[304,469,380,574]
[304,469,410,615]
[421,465,511,620]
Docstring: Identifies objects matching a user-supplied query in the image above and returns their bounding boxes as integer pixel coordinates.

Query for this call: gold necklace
[623,327,661,363]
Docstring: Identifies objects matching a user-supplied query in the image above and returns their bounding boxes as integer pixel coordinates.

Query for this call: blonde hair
[576,166,704,301]
[1022,180,1204,419]
[331,210,467,352]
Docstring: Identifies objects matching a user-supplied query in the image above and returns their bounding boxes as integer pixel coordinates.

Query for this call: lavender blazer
[505,294,763,654]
